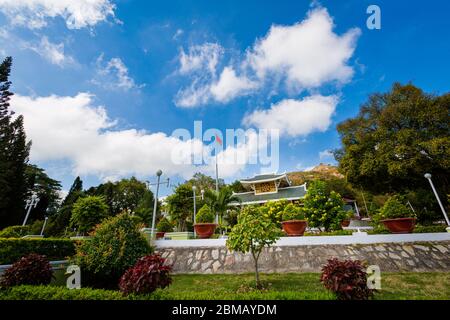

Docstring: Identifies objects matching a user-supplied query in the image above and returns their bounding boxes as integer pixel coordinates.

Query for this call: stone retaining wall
[157,241,450,274]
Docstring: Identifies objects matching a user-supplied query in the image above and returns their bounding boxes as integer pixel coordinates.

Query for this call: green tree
[24,164,62,221]
[0,57,31,228]
[166,183,196,231]
[303,180,347,231]
[70,196,109,234]
[335,83,449,201]
[48,176,83,236]
[226,205,281,288]
[204,186,241,225]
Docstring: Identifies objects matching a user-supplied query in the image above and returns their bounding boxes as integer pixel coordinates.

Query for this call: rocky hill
[287,163,345,186]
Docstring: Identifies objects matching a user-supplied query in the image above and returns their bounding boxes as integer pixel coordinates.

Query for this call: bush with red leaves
[119,254,172,295]
[320,258,375,300]
[0,253,53,287]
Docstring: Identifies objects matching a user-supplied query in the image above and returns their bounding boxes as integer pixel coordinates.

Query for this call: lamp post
[424,173,450,227]
[40,216,48,236]
[147,170,170,240]
[22,193,39,226]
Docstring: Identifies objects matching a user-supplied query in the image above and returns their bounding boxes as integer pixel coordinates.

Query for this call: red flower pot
[194,223,217,239]
[381,218,416,234]
[156,232,165,239]
[281,220,307,236]
[341,219,351,227]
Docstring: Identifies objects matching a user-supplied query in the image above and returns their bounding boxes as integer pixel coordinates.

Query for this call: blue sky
[1,0,449,196]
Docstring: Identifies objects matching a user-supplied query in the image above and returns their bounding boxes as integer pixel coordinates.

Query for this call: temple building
[230,172,360,217]
[231,173,307,205]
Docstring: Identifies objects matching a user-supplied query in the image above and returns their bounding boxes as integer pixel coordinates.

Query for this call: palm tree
[204,186,241,230]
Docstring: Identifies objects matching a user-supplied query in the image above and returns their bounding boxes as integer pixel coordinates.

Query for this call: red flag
[215,134,223,146]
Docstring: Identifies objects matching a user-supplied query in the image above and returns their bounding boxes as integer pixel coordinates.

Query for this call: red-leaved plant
[118,254,172,295]
[320,258,375,300]
[0,253,53,287]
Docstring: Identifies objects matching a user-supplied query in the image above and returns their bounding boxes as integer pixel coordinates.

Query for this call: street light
[424,173,450,227]
[147,170,170,240]
[40,216,48,236]
[22,193,39,226]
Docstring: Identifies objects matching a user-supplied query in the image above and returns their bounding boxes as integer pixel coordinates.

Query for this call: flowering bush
[119,254,172,295]
[260,200,289,225]
[281,203,305,221]
[0,254,53,287]
[320,258,374,300]
[303,180,347,231]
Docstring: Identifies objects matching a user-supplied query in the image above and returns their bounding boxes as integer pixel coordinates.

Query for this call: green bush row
[0,238,76,265]
[0,285,334,300]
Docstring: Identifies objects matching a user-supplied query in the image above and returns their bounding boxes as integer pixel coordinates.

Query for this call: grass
[160,272,450,300]
[1,272,449,300]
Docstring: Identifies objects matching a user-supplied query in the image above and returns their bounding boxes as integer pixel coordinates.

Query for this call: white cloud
[319,149,334,160]
[243,95,338,137]
[174,43,256,107]
[178,42,222,75]
[25,36,74,67]
[175,7,360,108]
[210,67,257,103]
[92,54,144,91]
[10,93,253,180]
[247,7,360,90]
[0,0,116,29]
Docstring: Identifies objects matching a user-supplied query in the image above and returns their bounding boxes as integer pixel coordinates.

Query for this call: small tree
[303,180,347,231]
[70,196,109,234]
[226,206,280,288]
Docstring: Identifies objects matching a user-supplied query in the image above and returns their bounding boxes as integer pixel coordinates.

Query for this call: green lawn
[1,272,449,300]
[159,272,450,300]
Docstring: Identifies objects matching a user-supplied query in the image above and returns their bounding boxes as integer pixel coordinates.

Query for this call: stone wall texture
[157,241,450,274]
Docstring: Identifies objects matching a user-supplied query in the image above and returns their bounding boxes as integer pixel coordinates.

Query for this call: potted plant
[281,203,307,236]
[156,218,173,239]
[378,196,416,233]
[341,210,354,228]
[194,204,216,239]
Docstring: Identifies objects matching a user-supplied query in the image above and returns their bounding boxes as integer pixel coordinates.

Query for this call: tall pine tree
[0,57,31,228]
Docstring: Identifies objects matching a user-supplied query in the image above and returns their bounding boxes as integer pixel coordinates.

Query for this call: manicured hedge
[0,285,334,300]
[0,238,77,265]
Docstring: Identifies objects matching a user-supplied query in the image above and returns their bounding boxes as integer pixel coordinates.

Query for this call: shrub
[259,200,289,225]
[320,258,374,300]
[227,205,281,289]
[303,180,347,231]
[0,238,76,264]
[0,285,128,300]
[377,195,414,220]
[73,213,152,289]
[119,254,172,295]
[281,204,305,221]
[70,196,110,234]
[0,254,53,287]
[413,224,447,233]
[196,204,214,223]
[0,225,31,238]
[156,218,173,233]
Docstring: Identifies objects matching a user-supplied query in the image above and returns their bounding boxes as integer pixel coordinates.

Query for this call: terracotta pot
[194,223,217,239]
[381,217,416,234]
[156,231,165,239]
[341,219,351,227]
[281,220,307,236]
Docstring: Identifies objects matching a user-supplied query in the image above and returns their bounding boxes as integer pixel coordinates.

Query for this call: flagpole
[215,150,219,193]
